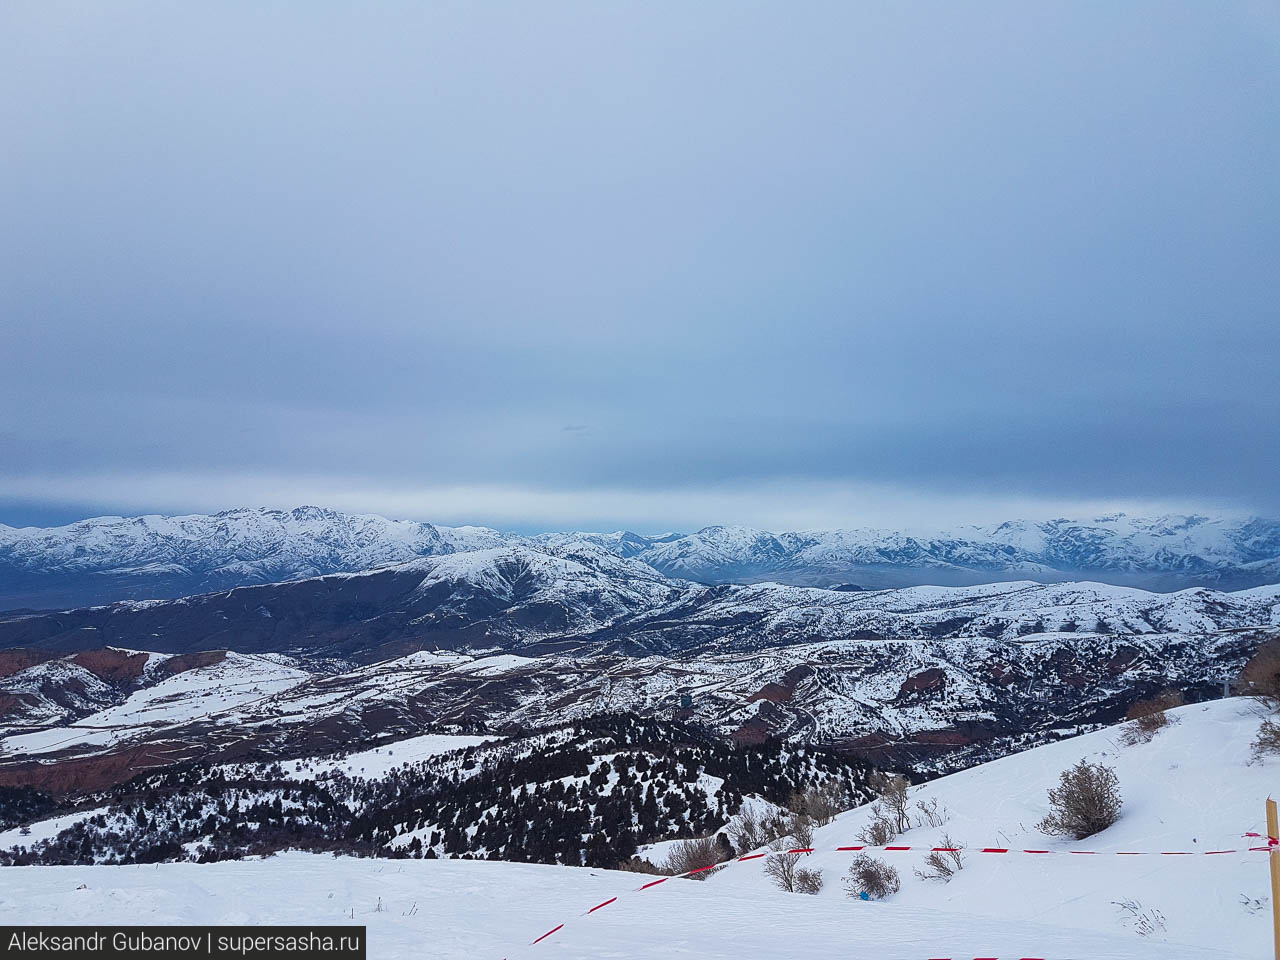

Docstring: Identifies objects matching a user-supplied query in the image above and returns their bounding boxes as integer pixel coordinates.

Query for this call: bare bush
[914,833,964,882]
[843,854,900,900]
[763,813,816,893]
[663,835,727,880]
[1251,717,1280,762]
[789,813,815,851]
[790,781,848,826]
[1239,640,1280,708]
[617,857,663,875]
[857,804,897,845]
[763,839,802,892]
[1119,691,1184,744]
[794,867,824,894]
[871,772,912,833]
[915,797,949,828]
[727,805,786,854]
[727,806,764,852]
[1037,760,1122,840]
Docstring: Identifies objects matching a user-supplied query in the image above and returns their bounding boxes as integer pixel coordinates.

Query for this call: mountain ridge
[2,507,1279,610]
[1,545,1275,786]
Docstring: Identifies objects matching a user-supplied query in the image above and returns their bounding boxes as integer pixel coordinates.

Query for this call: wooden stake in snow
[1268,797,1280,960]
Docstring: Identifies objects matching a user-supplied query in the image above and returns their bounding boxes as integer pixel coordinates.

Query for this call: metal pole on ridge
[1268,797,1280,960]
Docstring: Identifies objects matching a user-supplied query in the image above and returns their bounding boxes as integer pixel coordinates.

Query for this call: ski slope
[0,699,1269,958]
[707,697,1271,956]
[0,853,1244,960]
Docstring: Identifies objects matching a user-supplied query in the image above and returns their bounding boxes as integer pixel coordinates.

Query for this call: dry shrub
[727,805,786,854]
[662,835,727,880]
[1118,691,1184,745]
[1252,717,1280,762]
[617,856,663,874]
[857,804,897,845]
[914,832,964,882]
[789,813,815,851]
[915,797,949,828]
[789,781,849,826]
[1037,760,1122,840]
[763,846,801,892]
[843,854,900,900]
[762,813,816,893]
[794,866,824,894]
[1239,640,1280,708]
[871,772,912,833]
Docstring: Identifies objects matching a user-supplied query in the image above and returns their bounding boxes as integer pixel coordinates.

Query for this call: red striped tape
[530,923,563,945]
[515,836,1261,951]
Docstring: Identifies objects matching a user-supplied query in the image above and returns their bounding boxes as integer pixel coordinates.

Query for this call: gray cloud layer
[2,2,1277,530]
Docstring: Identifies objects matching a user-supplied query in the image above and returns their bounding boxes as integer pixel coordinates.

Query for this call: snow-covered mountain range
[623,515,1280,590]
[2,540,1277,662]
[0,507,505,609]
[2,545,1275,787]
[2,508,1280,610]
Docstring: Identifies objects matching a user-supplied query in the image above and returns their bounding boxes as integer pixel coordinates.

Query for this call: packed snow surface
[0,853,1244,960]
[0,699,1271,957]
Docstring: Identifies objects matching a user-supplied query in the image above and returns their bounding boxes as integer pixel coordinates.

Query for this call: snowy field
[0,652,310,758]
[0,853,1245,960]
[277,733,497,780]
[0,699,1271,958]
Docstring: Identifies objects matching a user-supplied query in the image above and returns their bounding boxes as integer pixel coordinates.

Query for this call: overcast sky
[2,2,1277,533]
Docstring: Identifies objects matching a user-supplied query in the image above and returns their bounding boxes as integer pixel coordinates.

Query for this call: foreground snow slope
[0,700,1270,957]
[0,853,1242,960]
[712,697,1273,957]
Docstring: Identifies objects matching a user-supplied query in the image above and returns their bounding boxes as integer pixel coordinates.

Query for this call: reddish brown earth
[69,648,150,681]
[897,667,946,698]
[0,692,41,721]
[836,725,991,769]
[744,665,814,705]
[0,741,209,795]
[158,650,227,676]
[0,648,57,678]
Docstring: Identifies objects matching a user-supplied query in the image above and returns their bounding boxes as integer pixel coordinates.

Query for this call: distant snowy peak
[628,514,1280,589]
[0,507,506,609]
[2,508,1279,610]
[399,541,691,624]
[0,506,504,573]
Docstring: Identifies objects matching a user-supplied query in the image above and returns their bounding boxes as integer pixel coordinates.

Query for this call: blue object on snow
[859,891,870,901]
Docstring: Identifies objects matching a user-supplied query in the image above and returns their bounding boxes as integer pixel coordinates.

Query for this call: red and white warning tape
[825,839,1277,856]
[506,835,1276,956]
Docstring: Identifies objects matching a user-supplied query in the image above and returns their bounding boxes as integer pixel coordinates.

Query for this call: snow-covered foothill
[0,653,309,759]
[274,733,498,781]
